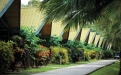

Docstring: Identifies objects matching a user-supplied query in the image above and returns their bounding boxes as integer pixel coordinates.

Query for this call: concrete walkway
[32,59,118,75]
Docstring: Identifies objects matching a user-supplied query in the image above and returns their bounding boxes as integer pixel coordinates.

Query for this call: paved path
[32,59,118,75]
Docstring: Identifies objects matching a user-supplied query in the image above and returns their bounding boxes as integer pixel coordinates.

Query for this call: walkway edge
[87,60,119,75]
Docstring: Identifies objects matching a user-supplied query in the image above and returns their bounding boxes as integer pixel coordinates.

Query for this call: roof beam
[0,18,11,30]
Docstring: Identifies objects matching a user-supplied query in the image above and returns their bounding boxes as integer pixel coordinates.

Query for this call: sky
[21,0,43,5]
[21,0,30,5]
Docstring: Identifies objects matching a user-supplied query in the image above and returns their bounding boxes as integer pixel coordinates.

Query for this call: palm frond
[39,0,114,30]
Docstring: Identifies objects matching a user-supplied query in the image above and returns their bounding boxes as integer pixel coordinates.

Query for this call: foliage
[90,49,103,60]
[63,40,85,48]
[60,48,69,64]
[50,46,69,64]
[94,48,103,59]
[83,49,103,61]
[39,0,114,30]
[89,50,98,60]
[0,41,14,74]
[84,49,91,61]
[28,0,40,7]
[85,44,96,50]
[102,49,114,59]
[49,35,62,46]
[20,26,41,53]
[63,40,75,48]
[36,45,50,65]
[75,41,85,48]
[67,48,84,63]
[12,35,23,43]
[63,40,85,62]
[12,35,25,48]
[12,26,45,68]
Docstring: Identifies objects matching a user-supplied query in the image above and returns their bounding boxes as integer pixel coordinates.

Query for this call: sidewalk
[32,59,118,75]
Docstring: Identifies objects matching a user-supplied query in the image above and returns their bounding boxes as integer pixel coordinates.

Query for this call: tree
[39,0,121,74]
[28,0,40,7]
[89,0,121,74]
[95,16,121,75]
[39,0,114,29]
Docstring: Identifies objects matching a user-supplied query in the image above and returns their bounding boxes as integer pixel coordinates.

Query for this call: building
[0,0,20,41]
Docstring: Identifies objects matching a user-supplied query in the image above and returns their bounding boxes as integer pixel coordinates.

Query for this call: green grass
[7,60,100,75]
[7,73,30,75]
[89,61,120,75]
[24,60,98,73]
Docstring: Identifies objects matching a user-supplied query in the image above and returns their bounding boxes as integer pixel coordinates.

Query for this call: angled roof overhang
[0,0,14,18]
[0,0,20,40]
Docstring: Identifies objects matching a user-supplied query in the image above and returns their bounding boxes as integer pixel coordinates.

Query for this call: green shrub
[89,50,98,59]
[83,48,103,61]
[102,50,114,59]
[63,41,84,63]
[85,44,95,50]
[49,35,62,46]
[67,48,84,63]
[20,26,41,53]
[50,46,69,64]
[89,49,103,60]
[36,45,50,66]
[0,41,14,74]
[95,48,103,59]
[84,49,91,61]
[63,40,85,49]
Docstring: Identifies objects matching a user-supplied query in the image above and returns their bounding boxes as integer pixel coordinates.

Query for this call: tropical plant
[39,0,114,30]
[36,45,50,66]
[63,41,84,62]
[49,35,62,46]
[84,49,91,61]
[102,49,114,59]
[50,46,69,64]
[63,40,85,48]
[70,48,84,62]
[94,48,103,59]
[85,44,96,50]
[0,41,14,74]
[12,35,25,49]
[20,26,40,53]
[95,3,121,74]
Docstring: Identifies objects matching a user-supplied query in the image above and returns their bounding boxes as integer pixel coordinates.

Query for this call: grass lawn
[7,60,98,75]
[89,61,120,75]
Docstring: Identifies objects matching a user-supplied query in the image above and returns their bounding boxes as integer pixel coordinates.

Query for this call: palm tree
[39,0,121,74]
[90,1,121,74]
[39,0,114,29]
[96,17,121,75]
